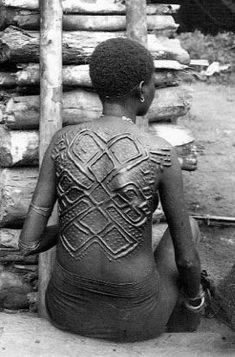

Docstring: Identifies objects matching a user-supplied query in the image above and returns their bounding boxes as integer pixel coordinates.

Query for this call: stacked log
[0,26,190,64]
[0,1,195,311]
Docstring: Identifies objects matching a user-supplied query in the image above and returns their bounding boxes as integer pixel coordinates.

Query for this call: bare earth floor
[0,312,234,357]
[181,82,235,217]
[180,82,235,333]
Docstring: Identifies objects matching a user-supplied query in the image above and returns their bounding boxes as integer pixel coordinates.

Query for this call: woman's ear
[136,75,155,116]
[138,81,145,103]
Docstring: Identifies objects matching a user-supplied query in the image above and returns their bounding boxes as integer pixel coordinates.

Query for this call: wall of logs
[0,0,196,311]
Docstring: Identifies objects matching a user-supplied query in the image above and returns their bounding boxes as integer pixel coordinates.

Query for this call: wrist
[18,240,40,256]
[184,285,205,313]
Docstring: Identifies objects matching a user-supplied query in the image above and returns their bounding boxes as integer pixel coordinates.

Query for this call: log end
[0,148,12,167]
[0,41,10,63]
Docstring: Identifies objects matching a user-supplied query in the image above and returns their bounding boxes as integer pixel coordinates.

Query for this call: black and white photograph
[0,0,234,355]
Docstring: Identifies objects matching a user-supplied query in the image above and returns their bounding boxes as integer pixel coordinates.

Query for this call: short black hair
[89,37,154,100]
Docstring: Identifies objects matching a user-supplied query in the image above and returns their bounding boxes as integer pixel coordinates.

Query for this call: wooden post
[38,0,62,317]
[126,0,148,47]
[126,0,148,130]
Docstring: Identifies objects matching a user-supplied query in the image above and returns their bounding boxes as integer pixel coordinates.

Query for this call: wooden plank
[0,1,180,14]
[38,0,63,318]
[2,86,192,130]
[0,27,190,65]
[192,214,235,226]
[154,60,188,70]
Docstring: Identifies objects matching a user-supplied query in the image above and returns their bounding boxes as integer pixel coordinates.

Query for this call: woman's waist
[51,258,159,301]
[56,244,156,284]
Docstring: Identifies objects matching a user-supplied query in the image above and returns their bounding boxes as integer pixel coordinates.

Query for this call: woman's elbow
[177,252,201,272]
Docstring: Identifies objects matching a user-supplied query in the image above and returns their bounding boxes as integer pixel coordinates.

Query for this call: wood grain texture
[0,1,180,14]
[0,27,190,64]
[0,63,180,88]
[0,7,178,33]
[2,86,192,130]
[0,168,38,227]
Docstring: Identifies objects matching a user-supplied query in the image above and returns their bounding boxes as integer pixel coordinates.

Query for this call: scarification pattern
[52,128,171,260]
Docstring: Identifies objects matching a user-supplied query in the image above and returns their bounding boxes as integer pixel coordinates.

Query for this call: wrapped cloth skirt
[46,260,169,342]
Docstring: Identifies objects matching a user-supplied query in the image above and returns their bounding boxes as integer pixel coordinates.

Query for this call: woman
[19,38,203,341]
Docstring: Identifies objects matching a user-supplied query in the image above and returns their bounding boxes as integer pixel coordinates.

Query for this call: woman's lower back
[46,259,168,342]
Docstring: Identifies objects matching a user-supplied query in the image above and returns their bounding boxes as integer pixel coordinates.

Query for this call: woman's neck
[102,102,136,123]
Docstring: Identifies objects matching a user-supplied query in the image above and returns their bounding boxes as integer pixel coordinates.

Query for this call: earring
[140,96,145,103]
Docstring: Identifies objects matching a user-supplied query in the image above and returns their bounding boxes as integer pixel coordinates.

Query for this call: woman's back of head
[89,37,154,102]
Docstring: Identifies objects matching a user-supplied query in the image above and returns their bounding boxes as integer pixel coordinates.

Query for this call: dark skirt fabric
[45,260,168,342]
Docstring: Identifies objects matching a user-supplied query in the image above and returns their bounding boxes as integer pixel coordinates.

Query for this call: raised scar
[52,129,171,260]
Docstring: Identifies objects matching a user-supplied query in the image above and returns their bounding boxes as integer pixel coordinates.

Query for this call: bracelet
[187,285,205,303]
[18,240,41,252]
[184,294,205,313]
[183,285,206,313]
[29,202,52,218]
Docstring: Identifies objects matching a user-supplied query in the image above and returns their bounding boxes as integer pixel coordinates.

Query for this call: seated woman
[19,38,204,342]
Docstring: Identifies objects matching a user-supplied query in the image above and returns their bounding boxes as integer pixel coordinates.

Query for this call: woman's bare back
[52,119,172,282]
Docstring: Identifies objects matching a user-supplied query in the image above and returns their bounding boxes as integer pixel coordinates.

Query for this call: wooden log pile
[0,0,196,310]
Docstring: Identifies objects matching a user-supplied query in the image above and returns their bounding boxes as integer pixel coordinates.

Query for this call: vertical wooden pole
[126,0,148,130]
[126,0,148,47]
[39,0,63,317]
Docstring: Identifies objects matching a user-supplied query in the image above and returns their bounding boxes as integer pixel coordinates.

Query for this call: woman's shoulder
[136,128,173,153]
[133,129,173,170]
[50,124,86,143]
[49,125,82,157]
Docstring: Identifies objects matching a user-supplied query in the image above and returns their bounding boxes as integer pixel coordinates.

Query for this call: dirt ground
[179,82,235,302]
[180,82,235,217]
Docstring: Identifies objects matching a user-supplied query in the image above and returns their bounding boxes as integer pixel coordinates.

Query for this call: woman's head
[89,37,155,116]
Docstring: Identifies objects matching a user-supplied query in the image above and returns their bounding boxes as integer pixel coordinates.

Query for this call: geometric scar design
[51,128,172,260]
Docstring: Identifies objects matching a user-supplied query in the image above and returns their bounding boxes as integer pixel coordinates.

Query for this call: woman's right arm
[159,146,201,299]
[18,131,59,256]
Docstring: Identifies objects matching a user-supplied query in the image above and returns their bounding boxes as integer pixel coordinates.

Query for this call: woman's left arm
[19,136,58,256]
